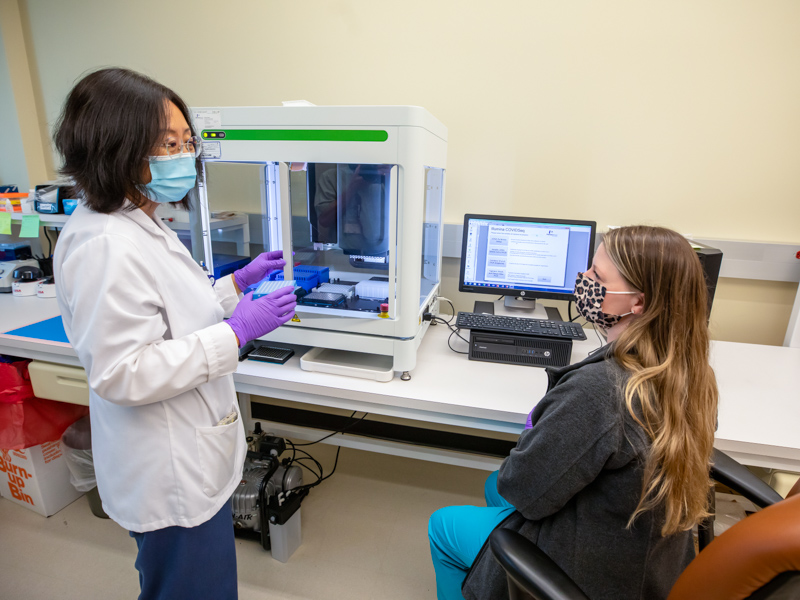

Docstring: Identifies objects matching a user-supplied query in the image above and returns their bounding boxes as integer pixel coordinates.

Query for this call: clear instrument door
[190,161,277,283]
[286,162,398,317]
[420,167,444,307]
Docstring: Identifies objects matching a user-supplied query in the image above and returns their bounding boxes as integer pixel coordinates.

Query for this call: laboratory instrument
[233,429,306,562]
[193,105,447,380]
[11,266,43,296]
[36,277,56,298]
[0,244,38,293]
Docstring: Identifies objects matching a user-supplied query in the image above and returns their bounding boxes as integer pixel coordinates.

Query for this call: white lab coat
[53,201,246,532]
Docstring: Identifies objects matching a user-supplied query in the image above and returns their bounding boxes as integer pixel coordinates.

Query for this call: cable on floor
[278,410,371,492]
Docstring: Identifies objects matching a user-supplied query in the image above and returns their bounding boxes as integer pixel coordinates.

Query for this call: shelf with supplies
[4,212,70,228]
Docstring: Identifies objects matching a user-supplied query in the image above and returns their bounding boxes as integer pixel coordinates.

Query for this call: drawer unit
[28,361,90,406]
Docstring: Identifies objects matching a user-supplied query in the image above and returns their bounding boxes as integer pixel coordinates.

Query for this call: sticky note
[0,212,11,235]
[19,214,40,238]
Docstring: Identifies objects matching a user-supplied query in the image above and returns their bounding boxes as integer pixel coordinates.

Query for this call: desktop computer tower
[468,330,573,368]
[692,242,723,317]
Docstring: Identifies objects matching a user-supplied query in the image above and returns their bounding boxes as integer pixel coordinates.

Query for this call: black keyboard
[456,312,587,341]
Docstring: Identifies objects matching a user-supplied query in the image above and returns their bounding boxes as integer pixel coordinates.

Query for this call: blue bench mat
[4,316,69,343]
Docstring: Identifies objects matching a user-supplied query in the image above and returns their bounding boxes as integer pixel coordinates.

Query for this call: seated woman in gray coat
[428,225,719,600]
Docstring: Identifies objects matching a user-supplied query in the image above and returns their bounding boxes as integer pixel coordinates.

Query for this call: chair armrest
[489,529,590,600]
[711,449,783,508]
[788,478,800,499]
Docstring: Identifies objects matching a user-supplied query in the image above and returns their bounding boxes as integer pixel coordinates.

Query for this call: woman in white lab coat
[52,68,295,600]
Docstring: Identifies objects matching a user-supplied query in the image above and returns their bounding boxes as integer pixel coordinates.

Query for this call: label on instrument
[193,109,221,130]
[201,141,221,159]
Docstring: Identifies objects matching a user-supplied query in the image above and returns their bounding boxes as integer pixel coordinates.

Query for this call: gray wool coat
[462,347,695,600]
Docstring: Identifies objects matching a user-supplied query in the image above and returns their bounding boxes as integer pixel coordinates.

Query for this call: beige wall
[708,278,797,345]
[0,0,51,185]
[440,260,797,346]
[5,0,800,343]
[0,22,29,189]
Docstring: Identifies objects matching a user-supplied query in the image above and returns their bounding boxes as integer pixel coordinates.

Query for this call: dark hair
[54,67,197,213]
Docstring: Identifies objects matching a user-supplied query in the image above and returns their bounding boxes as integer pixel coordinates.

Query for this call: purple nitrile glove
[226,286,297,347]
[233,250,285,292]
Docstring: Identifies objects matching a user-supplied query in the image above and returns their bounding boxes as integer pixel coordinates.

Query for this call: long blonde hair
[604,226,718,536]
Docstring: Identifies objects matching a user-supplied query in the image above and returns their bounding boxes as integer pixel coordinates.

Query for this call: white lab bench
[1,294,799,472]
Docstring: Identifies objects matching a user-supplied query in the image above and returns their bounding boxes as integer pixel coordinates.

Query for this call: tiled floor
[0,444,488,599]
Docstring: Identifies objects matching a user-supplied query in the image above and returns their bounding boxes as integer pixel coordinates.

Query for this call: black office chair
[696,449,783,550]
[489,449,787,600]
[490,528,590,600]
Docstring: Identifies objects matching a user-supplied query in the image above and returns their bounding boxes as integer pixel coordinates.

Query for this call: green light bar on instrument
[201,129,388,142]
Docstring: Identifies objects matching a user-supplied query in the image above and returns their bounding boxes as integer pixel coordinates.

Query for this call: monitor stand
[501,296,564,322]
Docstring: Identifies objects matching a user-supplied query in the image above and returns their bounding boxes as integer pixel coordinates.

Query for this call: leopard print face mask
[574,272,638,331]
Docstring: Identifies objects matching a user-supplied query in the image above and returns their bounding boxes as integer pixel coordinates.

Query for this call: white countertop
[234,321,603,431]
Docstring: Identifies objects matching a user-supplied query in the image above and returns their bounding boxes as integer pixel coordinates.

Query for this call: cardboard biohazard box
[0,441,84,516]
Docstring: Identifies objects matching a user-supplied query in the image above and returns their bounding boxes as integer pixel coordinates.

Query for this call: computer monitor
[459,214,597,315]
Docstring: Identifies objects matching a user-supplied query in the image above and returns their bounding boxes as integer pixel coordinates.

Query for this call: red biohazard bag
[0,359,34,403]
[0,359,89,450]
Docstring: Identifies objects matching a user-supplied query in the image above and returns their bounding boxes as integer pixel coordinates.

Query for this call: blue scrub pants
[130,500,238,600]
[428,471,515,600]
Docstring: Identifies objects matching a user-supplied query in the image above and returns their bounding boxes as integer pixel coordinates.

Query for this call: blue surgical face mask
[143,153,197,203]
